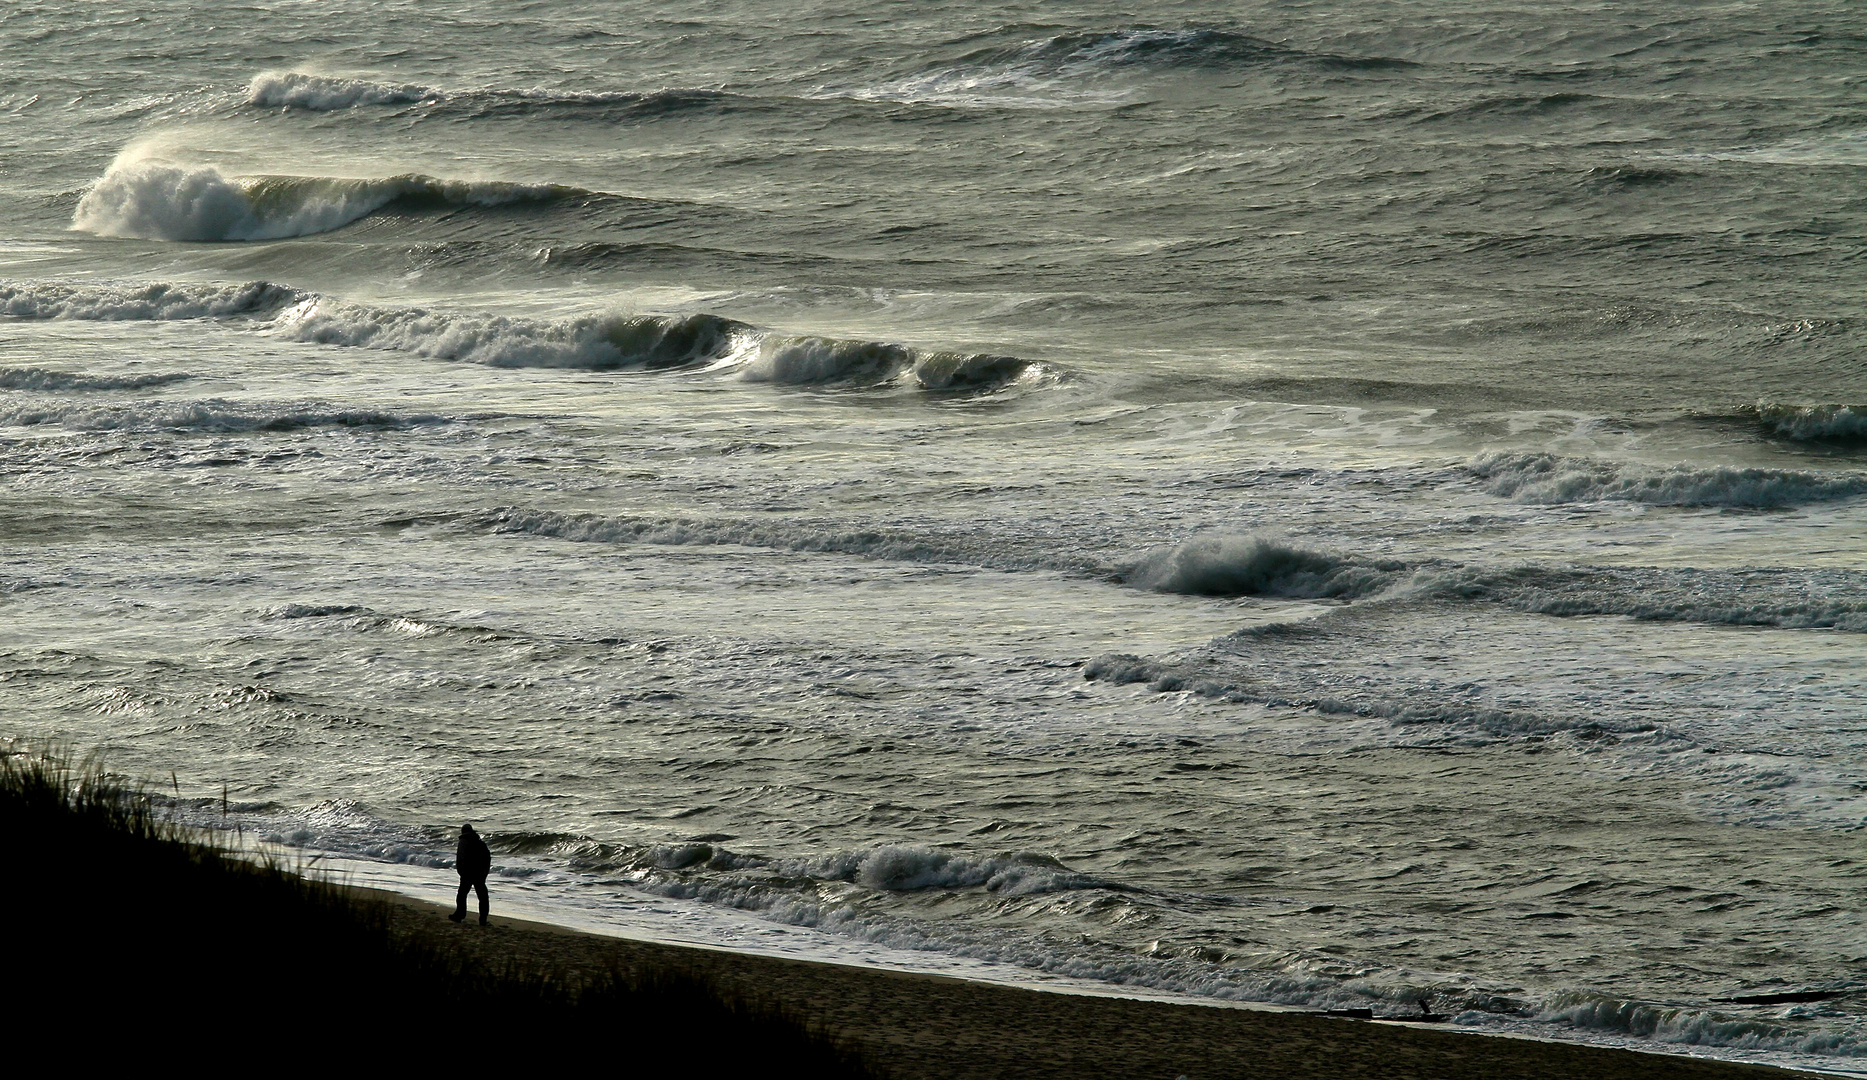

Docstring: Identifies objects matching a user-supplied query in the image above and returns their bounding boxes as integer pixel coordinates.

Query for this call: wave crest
[247,71,441,110]
[1749,403,1867,443]
[1468,451,1867,508]
[276,300,747,370]
[1,280,300,320]
[1542,992,1861,1055]
[72,154,583,241]
[0,367,193,391]
[1124,535,1395,598]
[739,335,1038,390]
[4,279,1054,391]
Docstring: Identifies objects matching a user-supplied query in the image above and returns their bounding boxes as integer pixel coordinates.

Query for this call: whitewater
[3,1,1864,1072]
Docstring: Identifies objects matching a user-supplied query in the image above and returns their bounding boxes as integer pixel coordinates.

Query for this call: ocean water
[4,0,1865,1069]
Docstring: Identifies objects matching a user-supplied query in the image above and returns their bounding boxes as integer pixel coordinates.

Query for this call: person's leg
[451,879,470,921]
[474,879,489,924]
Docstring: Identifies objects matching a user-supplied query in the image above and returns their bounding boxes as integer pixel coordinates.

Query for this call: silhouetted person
[450,823,491,925]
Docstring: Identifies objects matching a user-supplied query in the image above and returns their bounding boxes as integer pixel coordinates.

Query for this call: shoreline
[370,885,1831,1080]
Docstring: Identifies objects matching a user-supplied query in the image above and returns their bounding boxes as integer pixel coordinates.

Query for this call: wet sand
[382,891,1825,1080]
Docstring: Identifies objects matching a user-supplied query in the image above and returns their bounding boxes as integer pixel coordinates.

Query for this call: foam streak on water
[3,2,1865,1073]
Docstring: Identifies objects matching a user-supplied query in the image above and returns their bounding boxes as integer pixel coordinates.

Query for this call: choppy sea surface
[4,1,1865,1070]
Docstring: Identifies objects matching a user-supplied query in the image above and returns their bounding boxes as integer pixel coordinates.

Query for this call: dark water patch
[1717,990,1850,1006]
[247,70,768,122]
[1413,91,1614,124]
[944,26,1415,75]
[1582,165,1685,188]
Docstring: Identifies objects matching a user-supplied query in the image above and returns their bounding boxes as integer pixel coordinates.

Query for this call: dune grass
[0,748,880,1073]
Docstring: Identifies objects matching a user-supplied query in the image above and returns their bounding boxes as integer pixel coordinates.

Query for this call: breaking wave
[1122,535,1397,598]
[1,280,300,320]
[72,152,584,241]
[1745,403,1867,443]
[739,335,1038,390]
[484,510,1867,635]
[247,71,441,110]
[275,298,747,370]
[1467,451,1867,507]
[0,366,193,391]
[1,279,1047,387]
[1542,992,1862,1055]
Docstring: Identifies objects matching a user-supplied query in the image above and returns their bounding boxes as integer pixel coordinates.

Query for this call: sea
[3,1,1864,1070]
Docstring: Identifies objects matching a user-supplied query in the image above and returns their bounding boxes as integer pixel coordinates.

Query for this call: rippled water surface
[3,2,1865,1070]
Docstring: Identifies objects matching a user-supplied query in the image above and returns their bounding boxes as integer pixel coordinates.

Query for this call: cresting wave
[1542,992,1860,1056]
[247,71,441,110]
[482,514,1867,635]
[1,280,298,320]
[1120,535,1397,599]
[72,151,585,241]
[1122,535,1867,631]
[1742,403,1867,443]
[0,279,1048,389]
[247,70,745,117]
[1467,451,1867,508]
[0,367,193,392]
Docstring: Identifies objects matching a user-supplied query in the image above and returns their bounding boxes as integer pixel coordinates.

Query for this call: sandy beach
[382,891,1826,1080]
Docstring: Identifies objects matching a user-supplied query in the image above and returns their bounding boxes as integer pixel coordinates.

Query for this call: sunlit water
[3,2,1865,1071]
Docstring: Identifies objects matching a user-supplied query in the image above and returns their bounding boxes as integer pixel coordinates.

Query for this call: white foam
[247,70,441,111]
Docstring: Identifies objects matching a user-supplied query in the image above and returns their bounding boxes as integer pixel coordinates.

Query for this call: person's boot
[449,909,465,923]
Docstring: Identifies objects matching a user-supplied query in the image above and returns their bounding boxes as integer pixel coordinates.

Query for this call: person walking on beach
[450,823,492,925]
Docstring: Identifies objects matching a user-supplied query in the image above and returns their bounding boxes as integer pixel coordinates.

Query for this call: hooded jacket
[456,825,492,881]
